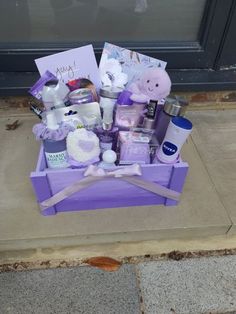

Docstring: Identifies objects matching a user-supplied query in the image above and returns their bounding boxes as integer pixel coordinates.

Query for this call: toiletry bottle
[99,86,123,118]
[43,111,70,169]
[42,79,70,110]
[97,86,121,153]
[96,104,118,153]
[97,126,118,153]
[155,116,192,164]
[156,95,188,144]
[115,90,146,130]
[29,70,57,100]
[142,99,158,130]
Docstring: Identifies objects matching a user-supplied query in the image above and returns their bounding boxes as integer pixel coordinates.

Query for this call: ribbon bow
[84,163,142,178]
[40,164,180,212]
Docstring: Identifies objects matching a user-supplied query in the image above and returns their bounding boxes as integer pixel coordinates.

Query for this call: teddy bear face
[139,68,171,101]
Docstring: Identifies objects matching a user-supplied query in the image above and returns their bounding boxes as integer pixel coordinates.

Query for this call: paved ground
[1,255,236,314]
[1,109,236,313]
[1,110,236,254]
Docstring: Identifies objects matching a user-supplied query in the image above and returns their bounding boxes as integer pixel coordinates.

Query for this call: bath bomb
[67,128,100,162]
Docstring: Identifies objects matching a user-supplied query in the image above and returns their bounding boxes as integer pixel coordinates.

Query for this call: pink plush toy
[128,68,171,103]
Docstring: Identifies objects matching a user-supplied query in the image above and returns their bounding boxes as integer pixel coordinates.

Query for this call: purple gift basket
[30,44,190,216]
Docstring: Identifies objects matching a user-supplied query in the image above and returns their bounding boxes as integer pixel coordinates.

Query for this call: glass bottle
[97,86,122,153]
[99,86,123,118]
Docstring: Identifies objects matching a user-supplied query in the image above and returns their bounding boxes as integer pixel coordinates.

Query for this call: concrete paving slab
[0,113,232,251]
[0,264,140,314]
[188,110,236,234]
[138,256,236,314]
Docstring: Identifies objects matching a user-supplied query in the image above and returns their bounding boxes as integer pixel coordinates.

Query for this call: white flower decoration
[99,54,128,88]
[135,0,148,13]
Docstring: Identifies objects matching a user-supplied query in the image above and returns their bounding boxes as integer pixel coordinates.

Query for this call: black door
[0,0,235,94]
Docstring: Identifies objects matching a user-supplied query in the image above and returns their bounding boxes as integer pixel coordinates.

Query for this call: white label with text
[45,150,69,168]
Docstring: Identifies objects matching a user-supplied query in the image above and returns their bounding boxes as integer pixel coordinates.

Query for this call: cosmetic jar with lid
[68,88,93,105]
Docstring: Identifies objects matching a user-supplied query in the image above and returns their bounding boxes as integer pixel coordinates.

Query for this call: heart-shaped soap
[67,128,100,163]
[77,139,95,152]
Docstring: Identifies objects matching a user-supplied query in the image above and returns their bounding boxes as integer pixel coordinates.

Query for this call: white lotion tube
[156,116,192,163]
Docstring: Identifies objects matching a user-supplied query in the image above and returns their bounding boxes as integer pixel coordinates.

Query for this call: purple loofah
[32,122,74,141]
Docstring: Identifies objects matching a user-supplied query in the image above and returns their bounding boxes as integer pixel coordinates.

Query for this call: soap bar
[118,131,150,165]
[119,142,150,165]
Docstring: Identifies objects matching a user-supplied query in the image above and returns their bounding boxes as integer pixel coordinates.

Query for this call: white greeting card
[35,45,101,89]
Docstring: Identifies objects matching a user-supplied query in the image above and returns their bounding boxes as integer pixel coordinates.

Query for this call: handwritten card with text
[35,45,101,89]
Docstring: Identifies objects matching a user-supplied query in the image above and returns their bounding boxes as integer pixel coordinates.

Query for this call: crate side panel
[165,162,189,206]
[30,172,57,215]
[57,179,167,212]
[46,164,173,212]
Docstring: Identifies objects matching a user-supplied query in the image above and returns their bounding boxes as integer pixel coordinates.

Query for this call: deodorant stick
[156,116,192,163]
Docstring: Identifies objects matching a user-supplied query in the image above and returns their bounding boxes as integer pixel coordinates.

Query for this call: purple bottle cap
[117,90,133,106]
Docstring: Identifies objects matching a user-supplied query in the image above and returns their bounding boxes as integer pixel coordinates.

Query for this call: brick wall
[0,91,236,113]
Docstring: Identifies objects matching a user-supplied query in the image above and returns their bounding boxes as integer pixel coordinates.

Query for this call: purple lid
[68,88,93,105]
[117,90,133,106]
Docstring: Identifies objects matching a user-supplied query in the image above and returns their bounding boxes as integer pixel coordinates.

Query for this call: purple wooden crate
[30,146,189,215]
